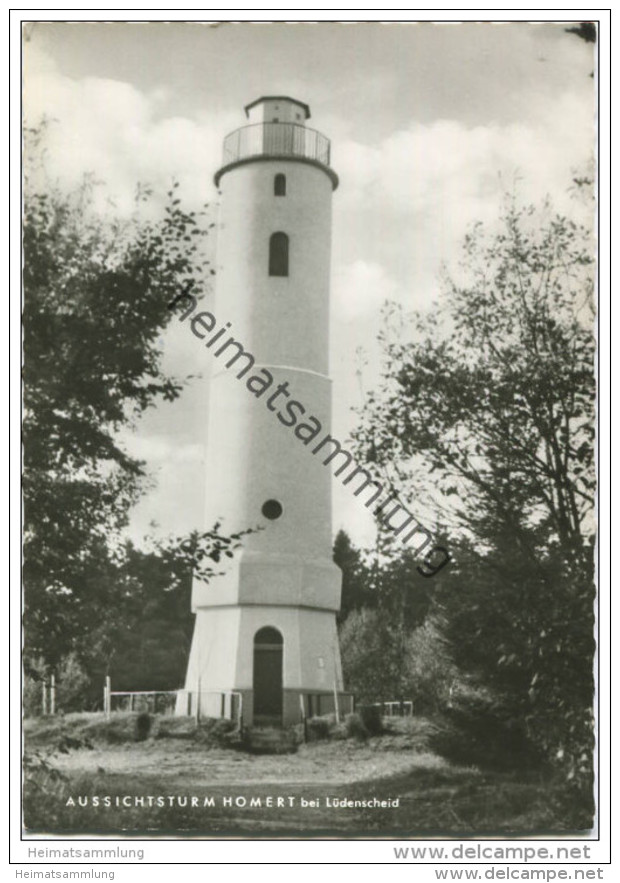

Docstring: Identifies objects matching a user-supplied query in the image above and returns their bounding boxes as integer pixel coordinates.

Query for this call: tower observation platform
[215,95,339,189]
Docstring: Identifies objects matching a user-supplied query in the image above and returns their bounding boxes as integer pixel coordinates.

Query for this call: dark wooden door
[253,627,283,722]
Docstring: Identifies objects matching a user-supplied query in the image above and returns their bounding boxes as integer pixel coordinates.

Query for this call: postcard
[18,16,603,854]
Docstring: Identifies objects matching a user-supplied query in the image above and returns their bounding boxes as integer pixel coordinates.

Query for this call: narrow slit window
[274,174,286,196]
[269,232,289,277]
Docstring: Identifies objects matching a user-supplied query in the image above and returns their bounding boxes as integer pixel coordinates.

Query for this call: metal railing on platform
[222,122,331,167]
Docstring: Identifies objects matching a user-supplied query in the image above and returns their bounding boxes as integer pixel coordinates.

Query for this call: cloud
[24,36,594,550]
[330,92,594,340]
[118,427,207,542]
[337,94,592,220]
[332,260,400,322]
[120,434,203,466]
[23,45,237,214]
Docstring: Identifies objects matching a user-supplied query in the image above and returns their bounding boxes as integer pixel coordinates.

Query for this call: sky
[22,20,596,549]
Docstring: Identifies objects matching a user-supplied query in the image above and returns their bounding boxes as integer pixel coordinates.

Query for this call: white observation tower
[177,97,349,727]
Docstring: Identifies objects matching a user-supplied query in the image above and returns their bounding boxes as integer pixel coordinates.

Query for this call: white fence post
[332,641,341,723]
[50,673,56,715]
[104,676,111,719]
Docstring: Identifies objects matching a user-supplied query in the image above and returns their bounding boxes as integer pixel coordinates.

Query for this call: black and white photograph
[19,17,601,845]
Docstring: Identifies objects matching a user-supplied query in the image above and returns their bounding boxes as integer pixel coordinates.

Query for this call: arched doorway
[253,627,283,725]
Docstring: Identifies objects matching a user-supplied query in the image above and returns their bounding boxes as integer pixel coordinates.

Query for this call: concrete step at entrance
[243,726,299,755]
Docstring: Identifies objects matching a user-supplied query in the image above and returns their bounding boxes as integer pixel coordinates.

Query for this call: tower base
[175,686,354,728]
[177,603,350,727]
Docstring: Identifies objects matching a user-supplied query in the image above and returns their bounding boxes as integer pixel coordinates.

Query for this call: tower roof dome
[244,96,311,120]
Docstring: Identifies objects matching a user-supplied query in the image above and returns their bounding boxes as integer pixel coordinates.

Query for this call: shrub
[195,717,237,742]
[306,717,331,741]
[340,609,397,704]
[82,713,141,744]
[432,690,543,772]
[23,657,47,717]
[329,722,349,741]
[55,654,91,713]
[154,716,196,740]
[405,621,458,714]
[345,713,368,741]
[134,712,152,742]
[359,704,383,735]
[242,727,298,755]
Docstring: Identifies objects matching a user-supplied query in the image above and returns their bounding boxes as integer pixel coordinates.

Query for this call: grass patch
[22,712,592,836]
[24,712,235,747]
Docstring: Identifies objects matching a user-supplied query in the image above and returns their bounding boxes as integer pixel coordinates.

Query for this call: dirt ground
[51,735,444,786]
[23,714,586,836]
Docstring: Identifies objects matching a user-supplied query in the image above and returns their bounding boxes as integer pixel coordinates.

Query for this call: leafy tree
[81,527,249,699]
[363,548,434,629]
[23,657,48,717]
[54,653,92,713]
[334,529,434,627]
[337,537,435,702]
[353,197,595,567]
[350,193,596,792]
[79,542,194,699]
[22,123,227,671]
[565,22,596,43]
[340,603,454,711]
[405,620,457,715]
[333,529,371,622]
[430,538,594,781]
[339,608,398,704]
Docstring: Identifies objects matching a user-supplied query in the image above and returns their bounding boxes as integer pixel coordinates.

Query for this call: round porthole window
[261,499,283,520]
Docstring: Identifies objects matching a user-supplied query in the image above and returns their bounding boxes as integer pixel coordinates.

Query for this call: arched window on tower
[274,173,286,196]
[269,232,289,277]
